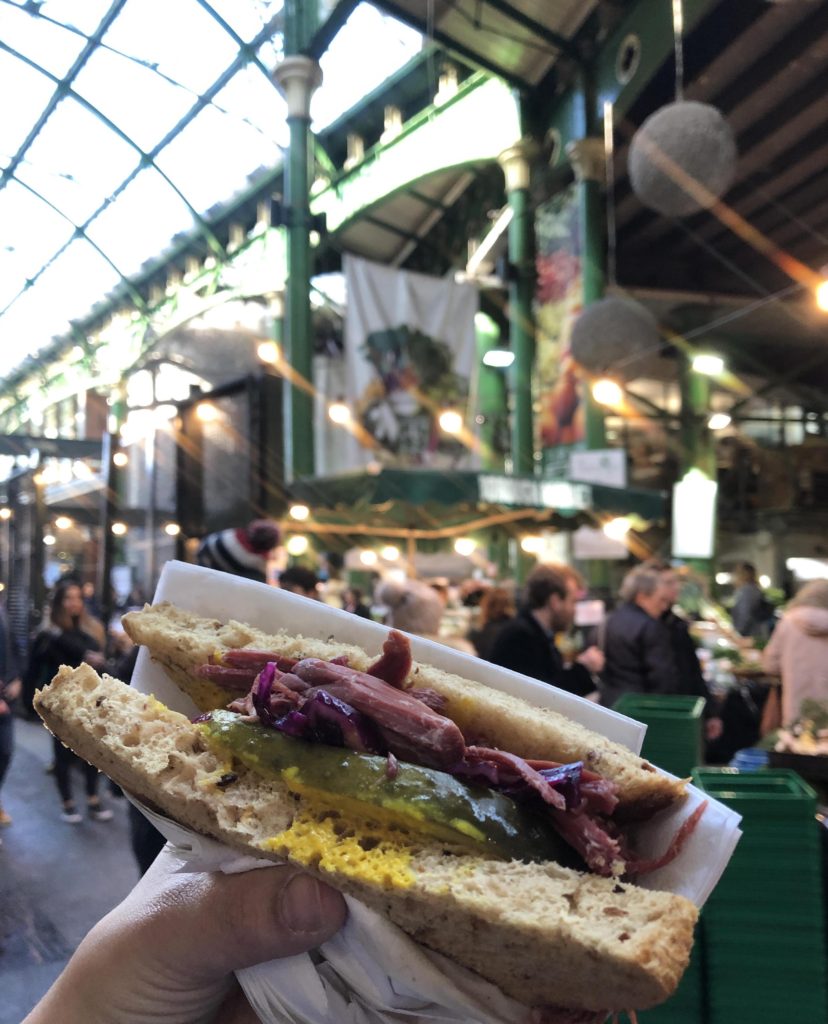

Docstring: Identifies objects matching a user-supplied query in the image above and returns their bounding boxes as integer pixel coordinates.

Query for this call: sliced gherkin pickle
[201,710,569,863]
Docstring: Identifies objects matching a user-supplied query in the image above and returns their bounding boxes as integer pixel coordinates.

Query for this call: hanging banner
[535,185,587,479]
[343,256,479,470]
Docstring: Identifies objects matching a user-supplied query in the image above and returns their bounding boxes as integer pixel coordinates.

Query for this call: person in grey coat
[600,565,678,708]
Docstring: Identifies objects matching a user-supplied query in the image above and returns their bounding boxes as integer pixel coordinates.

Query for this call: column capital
[273,55,322,119]
[498,138,538,192]
[566,138,605,184]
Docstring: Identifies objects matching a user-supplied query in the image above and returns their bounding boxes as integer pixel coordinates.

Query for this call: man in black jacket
[490,564,604,697]
[600,565,677,708]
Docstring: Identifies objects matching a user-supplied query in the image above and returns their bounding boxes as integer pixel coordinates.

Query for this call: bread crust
[35,664,697,1013]
[123,602,684,815]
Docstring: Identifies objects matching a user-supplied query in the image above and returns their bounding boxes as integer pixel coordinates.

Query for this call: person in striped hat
[196,519,280,584]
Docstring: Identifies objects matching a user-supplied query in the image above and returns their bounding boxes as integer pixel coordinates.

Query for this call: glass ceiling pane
[0,241,120,378]
[205,0,284,43]
[0,1,86,78]
[313,3,422,129]
[72,45,197,153]
[0,48,57,163]
[102,0,241,96]
[85,167,194,278]
[17,95,139,225]
[0,179,73,306]
[156,69,286,211]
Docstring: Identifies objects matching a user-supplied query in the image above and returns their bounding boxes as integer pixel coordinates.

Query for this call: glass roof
[0,0,421,381]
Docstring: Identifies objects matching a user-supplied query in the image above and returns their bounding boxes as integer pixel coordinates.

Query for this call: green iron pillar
[498,141,537,477]
[98,387,126,629]
[273,55,322,481]
[567,137,607,450]
[474,312,508,473]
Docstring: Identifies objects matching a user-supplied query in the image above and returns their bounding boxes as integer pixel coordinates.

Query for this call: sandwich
[35,601,703,1020]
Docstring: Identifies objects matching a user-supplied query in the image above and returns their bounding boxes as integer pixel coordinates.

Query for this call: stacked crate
[614,694,705,779]
[692,768,828,1023]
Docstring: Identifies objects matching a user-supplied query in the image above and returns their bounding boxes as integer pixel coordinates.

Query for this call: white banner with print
[339,255,479,471]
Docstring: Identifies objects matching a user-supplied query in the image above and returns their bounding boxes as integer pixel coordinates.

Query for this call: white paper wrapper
[130,561,742,1024]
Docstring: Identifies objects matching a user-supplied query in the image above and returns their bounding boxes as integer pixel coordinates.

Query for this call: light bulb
[258,341,281,364]
[708,412,732,430]
[454,537,476,557]
[328,401,351,425]
[815,279,828,312]
[520,536,543,554]
[482,348,515,368]
[54,516,73,530]
[380,545,400,561]
[592,378,623,406]
[691,353,724,376]
[111,522,128,536]
[113,452,129,467]
[164,522,181,537]
[289,504,310,521]
[438,409,463,434]
[286,534,309,556]
[603,517,632,540]
[359,549,378,566]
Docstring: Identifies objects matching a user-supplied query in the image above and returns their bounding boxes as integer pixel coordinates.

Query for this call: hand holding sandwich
[23,847,346,1024]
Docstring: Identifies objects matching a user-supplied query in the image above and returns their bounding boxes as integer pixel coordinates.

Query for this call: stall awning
[288,469,666,527]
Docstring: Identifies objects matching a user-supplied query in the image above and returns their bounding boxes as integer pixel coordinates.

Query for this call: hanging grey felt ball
[570,297,663,381]
[628,100,737,217]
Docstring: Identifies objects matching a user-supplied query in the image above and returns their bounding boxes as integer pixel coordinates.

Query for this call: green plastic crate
[615,694,705,777]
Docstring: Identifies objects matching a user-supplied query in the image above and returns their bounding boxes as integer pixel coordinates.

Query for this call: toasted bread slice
[123,602,684,816]
[35,664,697,1014]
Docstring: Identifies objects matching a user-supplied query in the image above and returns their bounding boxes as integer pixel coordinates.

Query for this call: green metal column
[98,387,126,631]
[474,312,508,472]
[567,136,607,450]
[498,142,536,477]
[273,56,322,481]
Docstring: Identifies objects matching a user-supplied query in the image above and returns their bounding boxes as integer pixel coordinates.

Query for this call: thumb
[120,853,348,982]
[187,865,348,974]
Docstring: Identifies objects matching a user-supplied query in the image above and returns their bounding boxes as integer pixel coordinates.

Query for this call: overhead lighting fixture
[454,537,477,557]
[113,452,129,468]
[602,517,632,541]
[163,522,181,537]
[43,533,56,546]
[0,508,12,520]
[482,347,515,368]
[438,408,463,434]
[359,549,378,566]
[328,400,351,425]
[289,504,310,521]
[111,521,128,536]
[715,572,731,585]
[54,516,73,530]
[691,352,724,376]
[195,401,221,423]
[816,278,828,313]
[591,378,623,407]
[259,342,281,368]
[708,412,732,430]
[466,206,514,276]
[380,545,400,561]
[520,535,544,554]
[286,534,309,556]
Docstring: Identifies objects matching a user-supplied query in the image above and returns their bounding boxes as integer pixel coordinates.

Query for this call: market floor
[0,716,140,1024]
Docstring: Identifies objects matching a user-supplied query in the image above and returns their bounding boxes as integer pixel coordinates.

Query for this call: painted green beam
[311,74,521,234]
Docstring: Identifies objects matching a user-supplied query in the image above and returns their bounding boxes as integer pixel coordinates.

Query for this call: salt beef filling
[195,629,704,878]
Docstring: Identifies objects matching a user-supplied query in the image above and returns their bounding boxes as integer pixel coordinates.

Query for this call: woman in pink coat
[762,579,828,726]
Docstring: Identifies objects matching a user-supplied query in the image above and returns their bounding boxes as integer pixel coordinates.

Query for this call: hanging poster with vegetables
[343,256,479,470]
[535,185,586,478]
